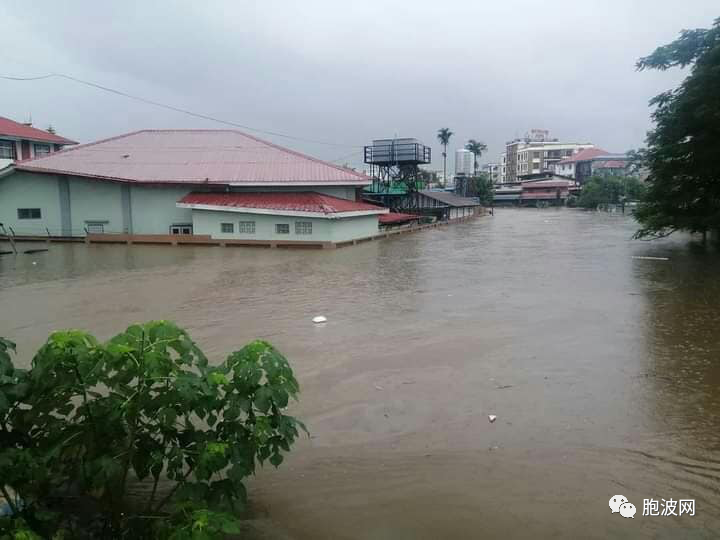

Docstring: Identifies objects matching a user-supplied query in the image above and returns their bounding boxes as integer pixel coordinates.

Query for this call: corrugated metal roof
[0,116,77,145]
[419,190,481,207]
[178,191,387,215]
[14,130,371,186]
[556,147,609,165]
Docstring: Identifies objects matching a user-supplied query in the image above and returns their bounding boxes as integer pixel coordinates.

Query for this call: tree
[0,321,305,539]
[458,172,494,205]
[465,139,487,176]
[578,175,647,209]
[633,17,720,239]
[437,128,453,186]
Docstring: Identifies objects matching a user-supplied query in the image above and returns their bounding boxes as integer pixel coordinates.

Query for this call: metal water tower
[363,138,431,194]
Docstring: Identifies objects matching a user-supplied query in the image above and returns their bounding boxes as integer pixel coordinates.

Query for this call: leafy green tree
[464,139,487,176]
[634,17,720,238]
[0,322,305,539]
[437,128,453,185]
[459,173,494,205]
[578,175,646,209]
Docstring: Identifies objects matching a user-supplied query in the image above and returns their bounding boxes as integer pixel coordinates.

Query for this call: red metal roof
[378,212,420,224]
[178,191,388,215]
[556,147,609,165]
[14,130,371,186]
[0,116,77,145]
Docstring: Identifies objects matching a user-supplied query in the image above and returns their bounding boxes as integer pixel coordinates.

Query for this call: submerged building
[0,129,389,246]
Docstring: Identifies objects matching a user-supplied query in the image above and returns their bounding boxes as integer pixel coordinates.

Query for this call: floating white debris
[374,385,383,391]
[488,414,497,423]
[312,315,327,324]
[31,261,37,265]
[632,256,669,261]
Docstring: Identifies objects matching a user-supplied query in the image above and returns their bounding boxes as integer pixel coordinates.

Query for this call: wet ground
[2,208,719,538]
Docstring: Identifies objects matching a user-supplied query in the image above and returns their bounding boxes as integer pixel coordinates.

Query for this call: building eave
[176,202,388,219]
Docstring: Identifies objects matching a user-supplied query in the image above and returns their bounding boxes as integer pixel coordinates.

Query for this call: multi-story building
[455,149,474,176]
[482,163,500,183]
[501,129,593,183]
[553,148,609,180]
[0,116,76,169]
[500,153,507,183]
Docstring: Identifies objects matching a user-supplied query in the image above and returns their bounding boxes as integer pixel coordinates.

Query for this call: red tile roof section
[0,116,77,145]
[15,129,371,186]
[556,147,609,165]
[178,192,387,215]
[378,212,420,224]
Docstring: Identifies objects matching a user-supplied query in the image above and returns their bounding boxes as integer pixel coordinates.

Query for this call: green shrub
[0,322,305,539]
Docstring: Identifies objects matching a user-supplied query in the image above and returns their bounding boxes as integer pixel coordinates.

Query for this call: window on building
[85,221,106,234]
[221,222,234,233]
[17,208,41,219]
[0,140,16,160]
[275,224,290,234]
[238,221,255,234]
[34,144,51,157]
[295,221,313,235]
[170,224,193,235]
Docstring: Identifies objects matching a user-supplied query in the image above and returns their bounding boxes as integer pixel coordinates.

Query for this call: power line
[0,72,362,148]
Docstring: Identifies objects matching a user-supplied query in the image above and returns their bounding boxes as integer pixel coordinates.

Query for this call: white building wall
[190,210,379,243]
[0,171,62,235]
[67,177,124,234]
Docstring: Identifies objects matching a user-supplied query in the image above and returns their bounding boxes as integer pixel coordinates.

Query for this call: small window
[17,208,41,219]
[86,222,105,234]
[295,221,312,235]
[0,140,16,160]
[170,224,193,235]
[238,221,255,234]
[275,224,290,234]
[34,144,51,157]
[220,222,234,233]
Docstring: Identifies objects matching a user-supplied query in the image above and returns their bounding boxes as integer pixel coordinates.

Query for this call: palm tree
[437,128,453,185]
[465,139,487,176]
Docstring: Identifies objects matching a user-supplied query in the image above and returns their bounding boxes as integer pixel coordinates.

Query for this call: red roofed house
[552,147,609,180]
[0,116,77,169]
[0,129,387,246]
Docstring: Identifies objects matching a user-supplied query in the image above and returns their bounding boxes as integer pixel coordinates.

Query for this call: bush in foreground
[0,322,305,539]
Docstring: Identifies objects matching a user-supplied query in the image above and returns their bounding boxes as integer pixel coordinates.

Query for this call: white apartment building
[515,143,594,177]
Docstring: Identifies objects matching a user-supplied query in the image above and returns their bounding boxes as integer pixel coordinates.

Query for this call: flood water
[2,208,720,539]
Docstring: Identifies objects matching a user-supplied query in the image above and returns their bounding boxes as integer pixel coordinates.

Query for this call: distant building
[500,153,507,183]
[455,149,474,176]
[501,129,594,183]
[575,154,633,184]
[553,147,609,179]
[0,116,76,169]
[482,163,500,183]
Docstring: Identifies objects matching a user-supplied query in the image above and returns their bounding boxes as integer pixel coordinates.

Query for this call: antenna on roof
[23,113,32,127]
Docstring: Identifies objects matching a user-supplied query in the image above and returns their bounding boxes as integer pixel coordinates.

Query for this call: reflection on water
[1,209,720,538]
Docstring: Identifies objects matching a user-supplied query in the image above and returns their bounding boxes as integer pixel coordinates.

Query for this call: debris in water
[312,315,327,324]
[488,415,497,423]
[631,256,669,261]
[374,385,383,391]
[495,384,513,390]
[31,261,37,265]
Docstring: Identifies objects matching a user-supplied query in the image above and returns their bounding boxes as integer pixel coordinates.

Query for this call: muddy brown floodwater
[2,208,720,539]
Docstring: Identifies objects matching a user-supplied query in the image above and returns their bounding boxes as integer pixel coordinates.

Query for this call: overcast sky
[1,1,717,171]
